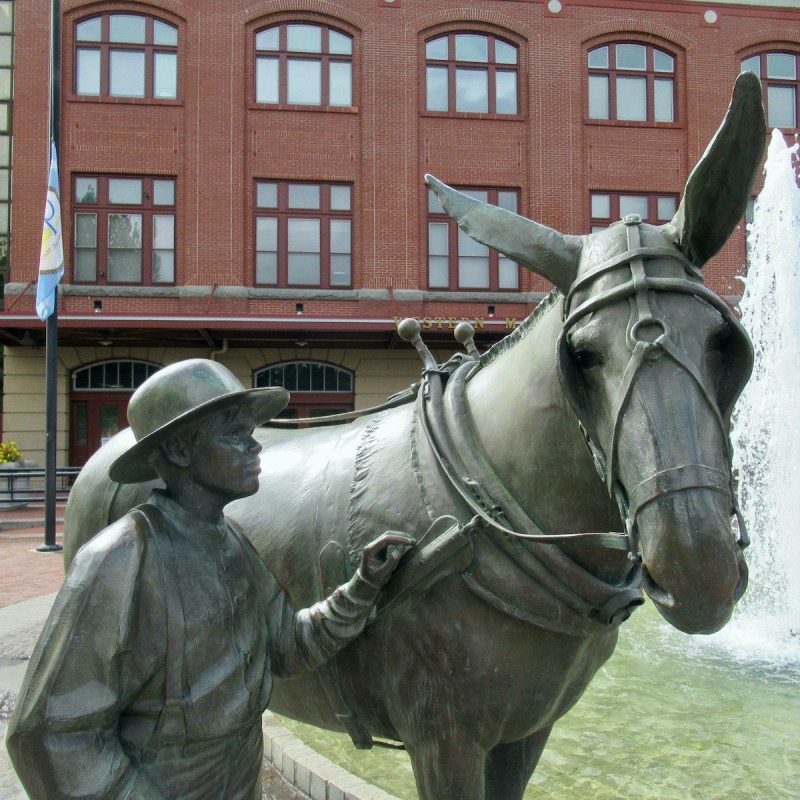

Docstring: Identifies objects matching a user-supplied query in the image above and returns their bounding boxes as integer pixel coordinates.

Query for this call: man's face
[186,408,262,503]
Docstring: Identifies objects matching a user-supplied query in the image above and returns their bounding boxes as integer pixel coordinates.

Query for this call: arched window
[72,360,160,391]
[587,42,676,123]
[70,360,161,465]
[74,13,178,99]
[255,23,353,107]
[254,361,354,427]
[741,51,799,130]
[425,32,519,115]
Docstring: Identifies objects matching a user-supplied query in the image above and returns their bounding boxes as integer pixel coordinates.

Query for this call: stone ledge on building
[262,711,402,800]
[3,284,548,305]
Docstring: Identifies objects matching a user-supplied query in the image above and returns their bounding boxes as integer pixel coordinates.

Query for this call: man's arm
[268,532,414,676]
[6,524,167,800]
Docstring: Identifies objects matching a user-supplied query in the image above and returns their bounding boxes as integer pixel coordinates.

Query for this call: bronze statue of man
[6,359,414,800]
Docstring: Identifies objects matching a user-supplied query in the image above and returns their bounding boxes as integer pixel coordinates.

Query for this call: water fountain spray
[729,128,800,658]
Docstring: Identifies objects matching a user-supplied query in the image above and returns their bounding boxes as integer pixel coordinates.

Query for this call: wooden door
[70,392,132,467]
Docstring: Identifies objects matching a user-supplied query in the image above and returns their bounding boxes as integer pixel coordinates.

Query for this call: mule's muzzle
[644,567,745,635]
[638,495,749,634]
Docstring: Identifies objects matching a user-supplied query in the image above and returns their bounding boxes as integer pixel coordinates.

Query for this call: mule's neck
[464,295,620,554]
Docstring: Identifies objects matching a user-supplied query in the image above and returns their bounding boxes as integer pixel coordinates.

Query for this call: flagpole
[38,0,61,553]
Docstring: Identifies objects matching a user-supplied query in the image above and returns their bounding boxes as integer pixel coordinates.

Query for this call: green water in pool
[274,602,799,799]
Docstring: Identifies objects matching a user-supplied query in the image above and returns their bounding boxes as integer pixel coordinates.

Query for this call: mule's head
[559,218,755,634]
[426,72,765,634]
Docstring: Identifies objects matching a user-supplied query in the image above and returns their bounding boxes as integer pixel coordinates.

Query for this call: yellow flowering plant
[0,441,23,464]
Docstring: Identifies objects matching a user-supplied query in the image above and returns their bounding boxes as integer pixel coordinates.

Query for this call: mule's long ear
[669,71,766,266]
[425,175,582,293]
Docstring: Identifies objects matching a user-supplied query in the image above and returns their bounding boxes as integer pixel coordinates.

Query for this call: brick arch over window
[254,361,354,428]
[729,29,800,56]
[238,1,367,32]
[578,20,691,52]
[64,0,190,19]
[740,46,800,131]
[417,9,527,41]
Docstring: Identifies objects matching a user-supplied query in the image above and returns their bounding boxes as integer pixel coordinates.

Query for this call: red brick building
[1,0,798,466]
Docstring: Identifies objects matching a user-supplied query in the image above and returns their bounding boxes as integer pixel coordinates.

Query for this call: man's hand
[359,532,416,588]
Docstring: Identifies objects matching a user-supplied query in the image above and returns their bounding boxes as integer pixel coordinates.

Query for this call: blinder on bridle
[556,214,753,562]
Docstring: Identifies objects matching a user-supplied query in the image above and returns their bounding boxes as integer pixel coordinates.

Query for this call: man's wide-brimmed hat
[109,359,289,484]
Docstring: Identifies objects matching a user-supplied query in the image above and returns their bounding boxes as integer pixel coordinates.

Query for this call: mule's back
[63,401,435,609]
[232,403,429,607]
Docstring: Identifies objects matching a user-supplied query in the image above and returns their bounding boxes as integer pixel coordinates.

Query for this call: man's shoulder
[70,504,156,573]
[53,505,163,635]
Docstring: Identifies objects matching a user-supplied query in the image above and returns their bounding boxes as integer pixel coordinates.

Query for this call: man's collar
[147,488,227,542]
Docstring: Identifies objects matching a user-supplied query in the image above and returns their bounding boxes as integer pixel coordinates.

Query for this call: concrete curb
[262,712,402,800]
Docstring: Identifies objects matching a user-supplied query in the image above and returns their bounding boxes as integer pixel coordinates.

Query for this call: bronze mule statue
[62,74,764,800]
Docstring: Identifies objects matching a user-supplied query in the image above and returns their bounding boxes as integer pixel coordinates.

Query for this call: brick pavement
[0,504,66,608]
[0,534,65,609]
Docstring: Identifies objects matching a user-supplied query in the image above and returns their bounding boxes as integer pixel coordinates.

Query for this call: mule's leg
[484,726,553,800]
[405,740,487,800]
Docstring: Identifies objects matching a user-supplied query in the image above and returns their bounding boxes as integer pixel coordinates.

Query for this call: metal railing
[0,467,82,506]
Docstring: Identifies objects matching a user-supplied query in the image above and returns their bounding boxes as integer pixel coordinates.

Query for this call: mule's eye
[572,348,604,371]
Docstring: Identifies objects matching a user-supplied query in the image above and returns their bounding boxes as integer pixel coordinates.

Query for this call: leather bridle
[555,214,752,562]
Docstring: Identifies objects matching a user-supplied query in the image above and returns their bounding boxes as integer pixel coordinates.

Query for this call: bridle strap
[606,338,650,498]
[564,277,741,345]
[566,246,700,308]
[657,334,729,453]
[627,463,731,522]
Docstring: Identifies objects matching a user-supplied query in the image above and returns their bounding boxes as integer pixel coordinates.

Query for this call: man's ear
[159,433,192,469]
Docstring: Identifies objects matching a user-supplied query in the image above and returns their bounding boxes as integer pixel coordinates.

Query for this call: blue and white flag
[35,141,65,321]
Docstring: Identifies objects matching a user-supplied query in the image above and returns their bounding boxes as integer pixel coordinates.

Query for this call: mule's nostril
[642,567,676,609]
